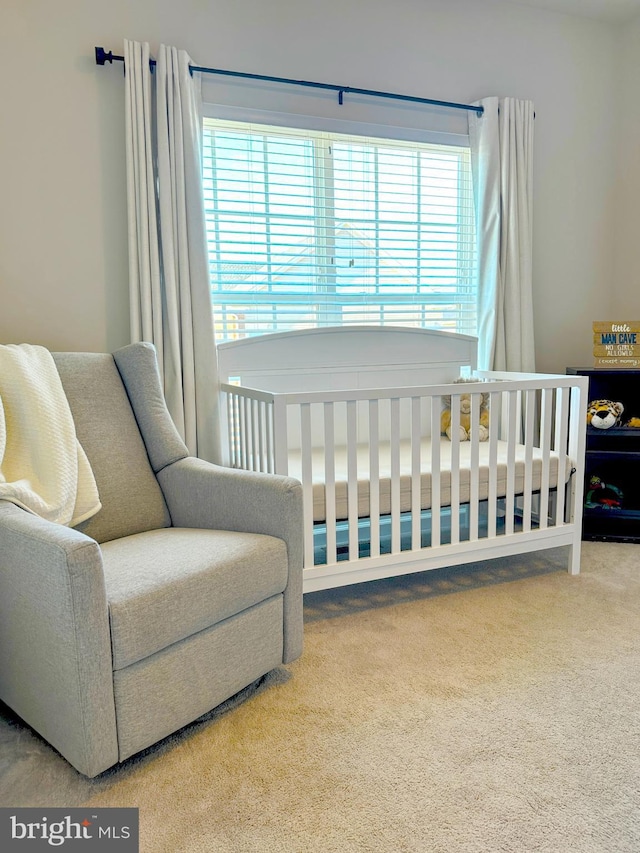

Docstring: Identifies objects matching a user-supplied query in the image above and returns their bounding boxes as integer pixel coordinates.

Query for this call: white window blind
[203,118,477,342]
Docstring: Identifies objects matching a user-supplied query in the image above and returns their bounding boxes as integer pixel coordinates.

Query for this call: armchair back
[52,351,171,543]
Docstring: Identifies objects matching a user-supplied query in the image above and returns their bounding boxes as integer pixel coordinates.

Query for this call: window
[203,118,477,342]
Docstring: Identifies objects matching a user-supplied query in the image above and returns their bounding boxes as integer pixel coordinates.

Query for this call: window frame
[202,106,477,342]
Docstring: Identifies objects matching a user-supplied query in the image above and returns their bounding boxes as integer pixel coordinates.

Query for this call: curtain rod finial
[95,46,112,65]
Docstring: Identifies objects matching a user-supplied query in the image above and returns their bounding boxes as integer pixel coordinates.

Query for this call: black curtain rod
[95,46,484,115]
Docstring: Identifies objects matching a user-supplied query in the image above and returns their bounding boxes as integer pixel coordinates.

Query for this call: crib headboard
[217,326,478,392]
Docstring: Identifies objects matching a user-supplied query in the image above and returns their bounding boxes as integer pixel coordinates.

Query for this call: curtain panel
[468,97,535,372]
[124,39,220,463]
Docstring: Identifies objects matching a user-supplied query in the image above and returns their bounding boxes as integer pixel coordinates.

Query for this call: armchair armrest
[0,501,118,777]
[157,458,304,662]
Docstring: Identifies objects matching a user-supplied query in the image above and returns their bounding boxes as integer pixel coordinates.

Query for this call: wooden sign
[593,321,640,368]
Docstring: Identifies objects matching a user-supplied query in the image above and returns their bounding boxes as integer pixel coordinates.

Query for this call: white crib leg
[567,539,582,575]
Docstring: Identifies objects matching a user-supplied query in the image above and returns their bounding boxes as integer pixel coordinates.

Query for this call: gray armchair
[0,342,303,777]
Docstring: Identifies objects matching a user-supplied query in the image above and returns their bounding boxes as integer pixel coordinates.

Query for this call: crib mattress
[286,438,572,523]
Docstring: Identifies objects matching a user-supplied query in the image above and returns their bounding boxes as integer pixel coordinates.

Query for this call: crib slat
[469,392,481,541]
[256,399,265,471]
[430,396,441,548]
[273,397,289,476]
[227,392,237,467]
[539,388,553,529]
[515,386,524,442]
[554,387,570,525]
[449,394,461,545]
[300,402,315,568]
[390,397,401,554]
[233,393,241,468]
[324,402,338,566]
[257,400,264,471]
[411,396,422,550]
[266,400,275,473]
[239,395,248,469]
[246,395,254,470]
[251,398,259,471]
[369,399,381,558]
[521,389,536,532]
[486,391,499,538]
[347,400,359,560]
[505,391,518,535]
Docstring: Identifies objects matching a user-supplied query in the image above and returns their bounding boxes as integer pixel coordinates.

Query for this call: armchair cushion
[52,352,171,543]
[101,527,288,669]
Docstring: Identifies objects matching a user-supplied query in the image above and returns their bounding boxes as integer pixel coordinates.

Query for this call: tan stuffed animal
[441,379,490,442]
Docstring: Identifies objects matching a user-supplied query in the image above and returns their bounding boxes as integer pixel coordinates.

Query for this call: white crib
[218,326,588,593]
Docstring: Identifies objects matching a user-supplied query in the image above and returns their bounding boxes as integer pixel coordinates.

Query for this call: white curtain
[468,97,535,372]
[124,39,220,463]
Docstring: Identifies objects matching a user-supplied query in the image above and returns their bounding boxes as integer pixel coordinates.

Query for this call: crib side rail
[221,383,282,474]
[228,374,582,406]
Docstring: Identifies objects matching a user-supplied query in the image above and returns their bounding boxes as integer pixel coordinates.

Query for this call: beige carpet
[2,541,640,852]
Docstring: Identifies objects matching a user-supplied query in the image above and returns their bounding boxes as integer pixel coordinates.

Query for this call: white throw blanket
[0,343,101,527]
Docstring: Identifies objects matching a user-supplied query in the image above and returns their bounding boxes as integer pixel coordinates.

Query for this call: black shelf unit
[567,367,640,542]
